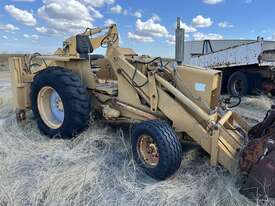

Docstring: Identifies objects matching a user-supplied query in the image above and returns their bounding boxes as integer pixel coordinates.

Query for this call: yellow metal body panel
[9,57,32,110]
[175,65,222,112]
[8,24,251,175]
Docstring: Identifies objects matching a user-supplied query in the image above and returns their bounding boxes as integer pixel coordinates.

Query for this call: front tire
[31,67,91,138]
[132,120,183,180]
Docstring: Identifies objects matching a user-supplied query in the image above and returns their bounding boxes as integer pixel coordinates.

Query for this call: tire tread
[132,120,182,180]
[31,67,91,138]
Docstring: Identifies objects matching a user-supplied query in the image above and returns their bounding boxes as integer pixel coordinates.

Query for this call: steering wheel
[100,33,118,48]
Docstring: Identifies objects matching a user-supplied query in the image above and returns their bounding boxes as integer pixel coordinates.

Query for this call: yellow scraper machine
[8,17,275,198]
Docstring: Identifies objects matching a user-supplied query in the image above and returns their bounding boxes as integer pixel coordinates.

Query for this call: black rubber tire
[132,120,183,180]
[227,71,248,96]
[31,67,91,138]
[221,71,230,94]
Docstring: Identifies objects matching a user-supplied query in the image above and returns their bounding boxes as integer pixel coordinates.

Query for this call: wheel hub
[138,135,159,167]
[233,79,244,93]
[55,96,64,112]
[37,86,64,129]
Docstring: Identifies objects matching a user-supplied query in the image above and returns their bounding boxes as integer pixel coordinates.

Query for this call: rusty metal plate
[242,150,275,198]
[240,106,275,198]
[239,137,267,173]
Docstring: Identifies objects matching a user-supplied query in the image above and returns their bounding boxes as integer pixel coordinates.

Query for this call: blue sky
[0,0,274,57]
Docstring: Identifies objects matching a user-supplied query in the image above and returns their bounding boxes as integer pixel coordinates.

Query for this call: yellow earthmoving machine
[9,18,275,198]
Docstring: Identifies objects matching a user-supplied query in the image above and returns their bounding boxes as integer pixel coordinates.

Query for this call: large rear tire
[227,71,248,96]
[132,120,183,180]
[31,67,91,138]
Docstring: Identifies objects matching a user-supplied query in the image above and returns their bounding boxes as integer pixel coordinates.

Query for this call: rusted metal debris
[248,106,275,139]
[245,150,275,198]
[239,137,268,173]
[240,106,275,198]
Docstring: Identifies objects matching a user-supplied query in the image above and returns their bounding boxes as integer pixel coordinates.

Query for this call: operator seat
[76,35,104,60]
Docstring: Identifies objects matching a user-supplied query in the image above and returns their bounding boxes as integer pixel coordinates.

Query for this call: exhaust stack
[175,17,185,65]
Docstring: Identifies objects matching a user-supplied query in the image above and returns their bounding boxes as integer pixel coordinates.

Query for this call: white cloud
[104,19,116,26]
[110,4,123,14]
[110,4,128,15]
[128,32,154,43]
[37,0,93,34]
[0,24,19,32]
[128,15,169,43]
[89,7,103,18]
[133,11,142,18]
[179,21,197,33]
[272,34,275,41]
[43,19,92,34]
[203,0,223,5]
[218,21,233,28]
[38,0,92,21]
[166,33,190,45]
[82,0,114,8]
[192,15,213,28]
[23,34,39,41]
[193,32,223,40]
[151,14,160,22]
[35,26,48,33]
[136,18,169,38]
[5,5,36,26]
[2,35,8,40]
[166,34,175,45]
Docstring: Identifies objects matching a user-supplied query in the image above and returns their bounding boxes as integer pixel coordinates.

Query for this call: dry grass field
[0,55,274,206]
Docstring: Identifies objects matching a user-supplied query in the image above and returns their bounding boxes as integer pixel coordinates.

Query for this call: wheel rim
[137,135,160,167]
[37,86,64,129]
[233,79,244,94]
